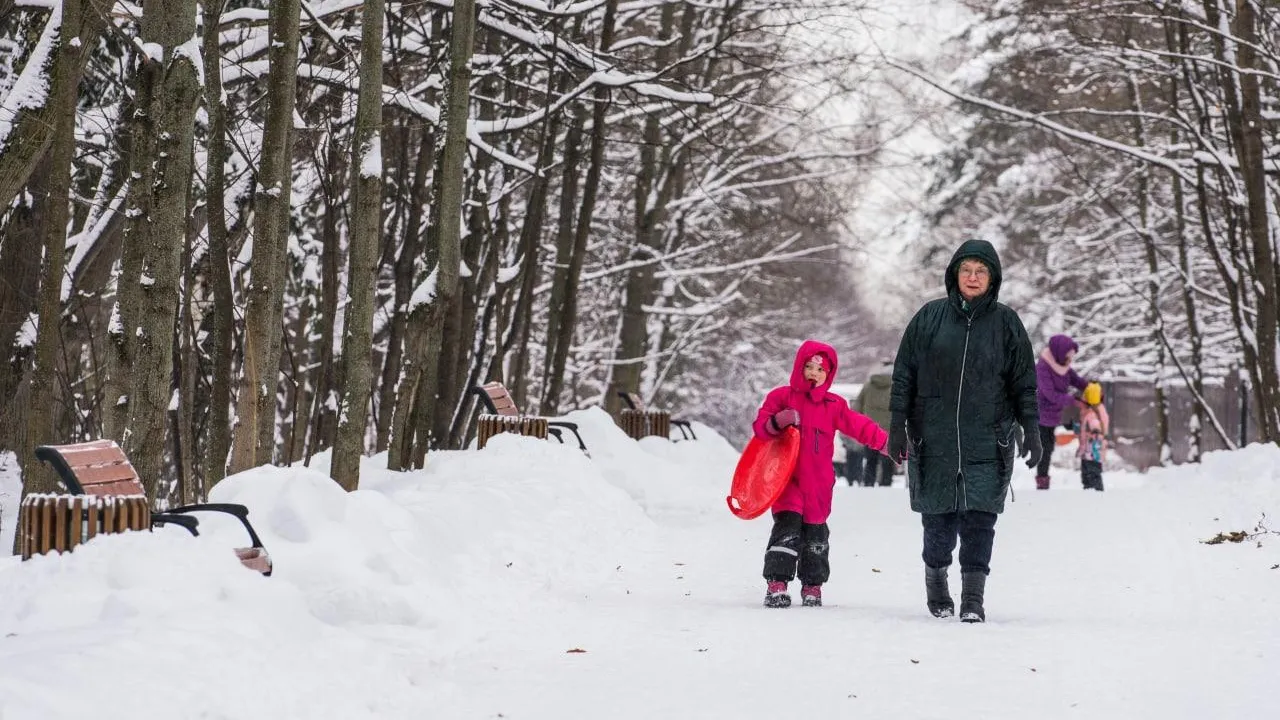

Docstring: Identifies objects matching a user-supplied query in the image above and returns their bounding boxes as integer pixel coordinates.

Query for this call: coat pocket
[995,419,1014,449]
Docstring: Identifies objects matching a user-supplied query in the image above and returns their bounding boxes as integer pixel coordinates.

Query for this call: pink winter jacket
[752,340,890,524]
[1077,402,1110,463]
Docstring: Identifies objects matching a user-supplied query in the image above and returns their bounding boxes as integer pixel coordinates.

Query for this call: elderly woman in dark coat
[886,239,1039,623]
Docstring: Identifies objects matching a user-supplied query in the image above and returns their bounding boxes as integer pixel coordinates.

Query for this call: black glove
[1020,423,1042,469]
[887,414,908,463]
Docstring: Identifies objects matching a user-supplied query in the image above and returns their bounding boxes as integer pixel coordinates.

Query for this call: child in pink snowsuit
[1076,386,1109,491]
[753,340,891,608]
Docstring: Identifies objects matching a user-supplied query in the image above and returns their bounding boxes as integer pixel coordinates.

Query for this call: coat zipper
[955,316,973,511]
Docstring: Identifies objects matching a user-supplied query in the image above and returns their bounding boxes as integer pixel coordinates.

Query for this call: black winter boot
[925,566,954,618]
[959,571,986,623]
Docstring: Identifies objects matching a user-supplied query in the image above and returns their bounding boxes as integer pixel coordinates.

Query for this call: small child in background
[1076,382,1109,491]
[752,340,891,608]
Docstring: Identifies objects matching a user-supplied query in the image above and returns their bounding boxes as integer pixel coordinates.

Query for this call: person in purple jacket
[1034,334,1090,489]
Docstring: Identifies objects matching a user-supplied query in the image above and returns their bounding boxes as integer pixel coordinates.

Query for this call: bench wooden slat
[82,479,148,497]
[476,414,548,448]
[131,498,150,531]
[54,496,67,552]
[482,386,520,416]
[19,499,30,559]
[21,495,152,560]
[39,500,52,555]
[71,462,143,488]
[52,440,118,456]
[56,444,131,467]
[481,383,520,416]
[69,497,83,548]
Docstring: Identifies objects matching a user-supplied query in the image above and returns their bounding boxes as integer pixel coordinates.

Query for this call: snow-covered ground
[1,409,1276,719]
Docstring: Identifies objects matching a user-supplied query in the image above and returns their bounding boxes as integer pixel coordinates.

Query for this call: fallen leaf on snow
[1202,530,1249,545]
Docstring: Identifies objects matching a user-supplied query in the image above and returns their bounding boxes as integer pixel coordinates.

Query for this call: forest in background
[3,0,1277,518]
[886,0,1280,466]
[0,0,900,509]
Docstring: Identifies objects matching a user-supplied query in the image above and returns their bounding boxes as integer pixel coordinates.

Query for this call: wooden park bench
[21,440,272,575]
[617,391,697,441]
[471,382,588,453]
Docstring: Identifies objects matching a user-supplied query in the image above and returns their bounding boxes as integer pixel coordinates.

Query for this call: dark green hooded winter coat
[890,239,1038,514]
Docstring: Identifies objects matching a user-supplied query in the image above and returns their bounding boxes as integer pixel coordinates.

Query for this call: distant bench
[471,382,588,453]
[617,392,696,441]
[21,440,272,575]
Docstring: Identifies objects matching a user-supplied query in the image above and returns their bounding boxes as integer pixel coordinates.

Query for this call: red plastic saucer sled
[726,426,801,519]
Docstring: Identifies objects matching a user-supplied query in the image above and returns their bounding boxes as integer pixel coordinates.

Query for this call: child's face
[1065,349,1077,364]
[803,358,828,386]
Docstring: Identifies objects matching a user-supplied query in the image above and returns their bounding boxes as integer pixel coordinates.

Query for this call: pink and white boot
[764,580,791,608]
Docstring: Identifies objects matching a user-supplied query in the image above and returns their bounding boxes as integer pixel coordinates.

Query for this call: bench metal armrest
[546,421,587,453]
[151,513,200,536]
[165,503,267,550]
[470,385,500,414]
[33,445,86,493]
[671,419,697,440]
[164,503,272,577]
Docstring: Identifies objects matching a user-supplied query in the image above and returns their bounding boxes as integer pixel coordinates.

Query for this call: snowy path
[431,477,1277,719]
[2,420,1276,719]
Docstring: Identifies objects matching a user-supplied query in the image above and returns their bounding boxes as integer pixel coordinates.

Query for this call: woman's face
[1065,349,1077,364]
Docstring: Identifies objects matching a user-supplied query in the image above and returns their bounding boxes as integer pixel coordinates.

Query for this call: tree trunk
[388,0,473,469]
[19,0,92,504]
[1162,12,1206,459]
[491,106,555,405]
[0,3,104,219]
[229,0,301,473]
[0,157,47,454]
[605,2,680,416]
[331,0,384,491]
[376,122,433,450]
[1203,0,1280,443]
[539,109,583,413]
[202,0,234,487]
[174,229,198,505]
[542,7,618,413]
[1226,0,1280,443]
[1179,12,1256,452]
[114,0,204,499]
[304,138,344,464]
[1123,65,1171,464]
